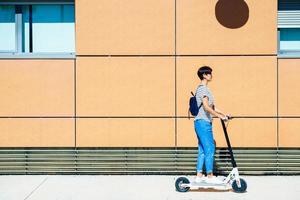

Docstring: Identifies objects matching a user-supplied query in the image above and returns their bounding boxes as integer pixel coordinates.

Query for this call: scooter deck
[184,181,231,190]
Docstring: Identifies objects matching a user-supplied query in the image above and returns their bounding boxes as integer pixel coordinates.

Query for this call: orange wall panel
[76,0,175,55]
[177,0,277,55]
[177,118,277,147]
[278,59,300,116]
[0,119,74,147]
[279,119,300,147]
[76,118,175,147]
[76,57,175,116]
[177,56,277,117]
[0,60,74,116]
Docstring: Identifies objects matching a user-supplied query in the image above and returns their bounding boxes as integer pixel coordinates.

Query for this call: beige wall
[279,119,300,147]
[278,59,300,116]
[177,0,277,55]
[75,0,175,55]
[1,1,298,148]
[76,57,175,116]
[76,0,277,55]
[0,119,74,147]
[76,56,175,147]
[0,60,74,116]
[77,119,175,147]
[0,60,75,147]
[278,59,300,147]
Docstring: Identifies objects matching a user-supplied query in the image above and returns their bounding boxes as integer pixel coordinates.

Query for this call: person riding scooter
[193,66,230,184]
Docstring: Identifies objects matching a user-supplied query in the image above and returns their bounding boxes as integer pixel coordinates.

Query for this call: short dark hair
[197,66,212,80]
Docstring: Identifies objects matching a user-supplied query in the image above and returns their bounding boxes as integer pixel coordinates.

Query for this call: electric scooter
[175,118,247,193]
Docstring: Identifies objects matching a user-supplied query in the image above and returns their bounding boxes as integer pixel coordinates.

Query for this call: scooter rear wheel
[232,178,247,193]
[175,177,190,192]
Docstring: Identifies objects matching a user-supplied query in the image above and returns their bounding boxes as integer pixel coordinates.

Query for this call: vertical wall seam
[74,59,77,148]
[74,0,77,149]
[276,22,280,168]
[276,55,279,174]
[174,0,177,148]
[277,57,279,174]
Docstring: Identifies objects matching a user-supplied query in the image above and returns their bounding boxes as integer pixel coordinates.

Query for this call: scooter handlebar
[221,115,234,122]
[227,115,234,120]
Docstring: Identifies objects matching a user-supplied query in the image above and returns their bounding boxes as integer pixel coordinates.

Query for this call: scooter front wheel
[175,177,190,192]
[232,178,247,193]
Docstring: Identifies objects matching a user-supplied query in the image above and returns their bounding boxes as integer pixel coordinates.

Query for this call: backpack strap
[196,85,204,109]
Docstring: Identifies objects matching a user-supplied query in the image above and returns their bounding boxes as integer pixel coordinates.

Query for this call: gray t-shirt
[194,84,215,122]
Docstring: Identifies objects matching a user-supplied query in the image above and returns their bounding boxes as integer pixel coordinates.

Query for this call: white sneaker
[205,176,224,184]
[194,176,206,183]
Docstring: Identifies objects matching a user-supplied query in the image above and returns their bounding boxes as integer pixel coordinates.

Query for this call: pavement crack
[23,176,49,200]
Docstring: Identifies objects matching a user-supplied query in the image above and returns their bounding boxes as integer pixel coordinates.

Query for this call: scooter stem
[220,119,237,168]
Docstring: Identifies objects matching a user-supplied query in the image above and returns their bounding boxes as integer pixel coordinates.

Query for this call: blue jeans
[194,119,215,174]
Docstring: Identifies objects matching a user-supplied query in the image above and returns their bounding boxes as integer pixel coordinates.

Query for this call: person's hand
[222,115,229,121]
[218,114,228,121]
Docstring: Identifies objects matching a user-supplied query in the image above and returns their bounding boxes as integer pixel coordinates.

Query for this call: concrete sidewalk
[0,175,299,200]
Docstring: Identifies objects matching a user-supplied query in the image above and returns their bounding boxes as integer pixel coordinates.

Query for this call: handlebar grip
[221,116,234,121]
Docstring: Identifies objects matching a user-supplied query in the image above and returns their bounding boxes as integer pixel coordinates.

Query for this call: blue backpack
[188,89,203,119]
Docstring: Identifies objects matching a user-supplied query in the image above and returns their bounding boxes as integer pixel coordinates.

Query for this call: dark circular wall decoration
[215,0,249,29]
